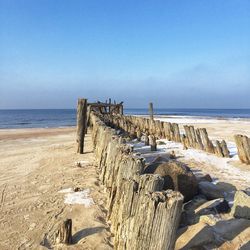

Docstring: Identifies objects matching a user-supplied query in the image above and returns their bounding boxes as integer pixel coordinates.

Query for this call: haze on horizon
[0,0,250,109]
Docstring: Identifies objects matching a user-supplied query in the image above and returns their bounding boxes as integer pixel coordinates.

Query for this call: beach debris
[231,190,250,219]
[73,187,83,192]
[212,218,250,247]
[198,214,221,226]
[198,181,225,200]
[55,219,72,245]
[175,222,215,250]
[144,160,198,202]
[196,174,213,183]
[214,199,230,213]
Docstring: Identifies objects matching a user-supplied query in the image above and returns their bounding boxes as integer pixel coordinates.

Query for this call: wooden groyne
[75,99,249,249]
[105,114,232,159]
[90,112,183,250]
[76,98,250,164]
[92,111,250,165]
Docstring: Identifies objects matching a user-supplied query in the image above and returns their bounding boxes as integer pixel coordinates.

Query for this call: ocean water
[0,109,250,129]
[0,109,76,129]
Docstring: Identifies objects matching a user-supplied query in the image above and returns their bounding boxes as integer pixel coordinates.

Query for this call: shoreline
[0,126,76,141]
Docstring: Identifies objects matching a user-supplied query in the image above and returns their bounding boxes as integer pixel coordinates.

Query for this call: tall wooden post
[77,98,88,154]
[109,98,111,114]
[149,102,154,120]
[119,102,124,115]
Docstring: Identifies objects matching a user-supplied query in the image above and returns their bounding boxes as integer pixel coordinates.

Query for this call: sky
[0,0,250,109]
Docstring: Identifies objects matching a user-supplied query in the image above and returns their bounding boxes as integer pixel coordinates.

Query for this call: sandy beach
[0,127,112,249]
[0,117,250,249]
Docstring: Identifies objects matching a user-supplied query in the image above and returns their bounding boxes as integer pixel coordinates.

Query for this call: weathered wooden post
[77,98,88,154]
[109,98,111,113]
[119,102,124,115]
[145,132,149,146]
[234,134,250,164]
[149,102,154,120]
[55,219,72,245]
[149,134,157,151]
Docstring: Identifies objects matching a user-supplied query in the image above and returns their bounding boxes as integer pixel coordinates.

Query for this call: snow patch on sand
[153,115,250,125]
[131,139,250,184]
[58,188,94,207]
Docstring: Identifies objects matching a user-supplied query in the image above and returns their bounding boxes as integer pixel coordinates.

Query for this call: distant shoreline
[0,108,250,129]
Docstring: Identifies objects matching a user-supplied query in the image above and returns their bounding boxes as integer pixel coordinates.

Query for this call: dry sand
[0,117,250,249]
[0,127,112,250]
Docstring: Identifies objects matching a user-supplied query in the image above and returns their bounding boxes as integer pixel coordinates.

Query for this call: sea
[0,109,250,129]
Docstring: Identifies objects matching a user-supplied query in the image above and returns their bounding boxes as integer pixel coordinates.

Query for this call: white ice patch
[226,142,238,158]
[58,188,73,193]
[152,115,250,125]
[58,188,94,207]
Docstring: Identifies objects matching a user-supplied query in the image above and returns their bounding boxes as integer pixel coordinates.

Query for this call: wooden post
[149,134,157,151]
[77,98,88,154]
[119,102,124,115]
[149,102,154,120]
[234,134,250,164]
[109,98,111,113]
[145,133,149,146]
[55,219,72,245]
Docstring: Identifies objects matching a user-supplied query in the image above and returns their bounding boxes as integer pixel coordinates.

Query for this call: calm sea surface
[0,109,250,129]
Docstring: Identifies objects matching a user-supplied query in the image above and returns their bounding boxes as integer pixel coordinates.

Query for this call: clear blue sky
[0,0,249,108]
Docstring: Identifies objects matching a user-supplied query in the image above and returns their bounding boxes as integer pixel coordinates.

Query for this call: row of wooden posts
[90,111,183,249]
[74,99,250,249]
[76,99,250,163]
[104,113,234,159]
